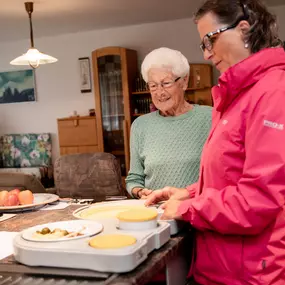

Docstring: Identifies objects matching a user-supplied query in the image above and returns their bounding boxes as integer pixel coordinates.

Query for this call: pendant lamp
[10,2,58,69]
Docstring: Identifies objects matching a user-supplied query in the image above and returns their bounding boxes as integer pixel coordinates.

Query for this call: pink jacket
[179,48,285,285]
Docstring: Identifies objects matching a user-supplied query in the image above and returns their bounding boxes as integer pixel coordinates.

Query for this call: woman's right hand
[144,186,189,206]
[139,188,153,199]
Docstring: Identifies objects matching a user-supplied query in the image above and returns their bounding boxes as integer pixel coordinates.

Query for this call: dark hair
[195,0,282,53]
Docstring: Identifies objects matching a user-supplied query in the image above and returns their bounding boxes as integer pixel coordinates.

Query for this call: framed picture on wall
[79,57,92,93]
[0,69,35,104]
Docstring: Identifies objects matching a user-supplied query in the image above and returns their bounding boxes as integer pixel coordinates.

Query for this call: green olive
[62,230,69,236]
[41,227,51,235]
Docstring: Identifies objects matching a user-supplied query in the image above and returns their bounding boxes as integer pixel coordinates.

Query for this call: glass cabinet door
[97,55,126,176]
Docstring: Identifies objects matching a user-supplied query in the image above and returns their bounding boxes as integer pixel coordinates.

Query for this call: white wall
[0,4,284,163]
[270,5,285,39]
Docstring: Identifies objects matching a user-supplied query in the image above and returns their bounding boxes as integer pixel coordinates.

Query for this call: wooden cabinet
[92,47,138,176]
[131,63,213,119]
[57,116,99,155]
[186,63,213,106]
[189,63,212,89]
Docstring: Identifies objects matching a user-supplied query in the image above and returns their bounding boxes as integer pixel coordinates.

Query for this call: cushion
[1,135,15,167]
[1,133,52,168]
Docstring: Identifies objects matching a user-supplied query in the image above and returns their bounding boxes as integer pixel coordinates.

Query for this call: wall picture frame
[79,57,92,93]
[0,69,35,104]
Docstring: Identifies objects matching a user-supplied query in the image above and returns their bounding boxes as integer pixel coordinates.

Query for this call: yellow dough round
[117,208,158,222]
[89,234,137,249]
[79,205,146,219]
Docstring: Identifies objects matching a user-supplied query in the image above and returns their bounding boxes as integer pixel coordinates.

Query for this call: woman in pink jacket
[145,1,285,284]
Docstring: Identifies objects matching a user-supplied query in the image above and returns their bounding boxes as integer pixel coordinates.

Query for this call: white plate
[21,220,103,242]
[0,193,59,213]
[73,200,163,220]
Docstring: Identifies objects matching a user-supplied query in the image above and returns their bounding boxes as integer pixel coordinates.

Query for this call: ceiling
[0,0,283,42]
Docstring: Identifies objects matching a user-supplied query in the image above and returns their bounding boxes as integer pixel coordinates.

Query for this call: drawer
[60,145,100,155]
[58,117,98,147]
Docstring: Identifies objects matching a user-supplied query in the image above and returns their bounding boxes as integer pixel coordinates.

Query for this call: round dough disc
[117,208,158,222]
[89,234,137,249]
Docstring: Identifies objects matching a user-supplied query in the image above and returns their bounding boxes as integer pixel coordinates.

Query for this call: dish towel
[0,214,17,222]
[0,231,18,260]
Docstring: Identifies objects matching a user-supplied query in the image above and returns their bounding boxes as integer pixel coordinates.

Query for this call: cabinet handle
[73,119,78,127]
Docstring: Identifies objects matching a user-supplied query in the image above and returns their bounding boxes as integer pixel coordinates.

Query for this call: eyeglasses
[147,77,181,91]
[200,4,249,53]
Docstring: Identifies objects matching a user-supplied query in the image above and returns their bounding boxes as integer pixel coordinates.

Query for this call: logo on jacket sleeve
[263,120,284,130]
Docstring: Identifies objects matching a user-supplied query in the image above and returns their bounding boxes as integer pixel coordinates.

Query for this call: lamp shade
[10,48,58,69]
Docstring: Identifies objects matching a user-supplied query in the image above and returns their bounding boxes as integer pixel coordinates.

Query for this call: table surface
[0,204,190,285]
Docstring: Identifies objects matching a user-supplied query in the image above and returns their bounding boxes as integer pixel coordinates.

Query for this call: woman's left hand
[160,200,183,220]
[139,188,153,199]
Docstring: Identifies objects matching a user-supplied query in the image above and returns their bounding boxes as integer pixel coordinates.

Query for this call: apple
[0,190,9,206]
[3,193,20,206]
[18,190,34,205]
[9,189,21,196]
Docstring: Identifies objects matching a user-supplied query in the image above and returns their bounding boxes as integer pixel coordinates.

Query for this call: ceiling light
[10,2,58,69]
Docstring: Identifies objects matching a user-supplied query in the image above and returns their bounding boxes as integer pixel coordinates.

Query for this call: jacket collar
[212,47,285,113]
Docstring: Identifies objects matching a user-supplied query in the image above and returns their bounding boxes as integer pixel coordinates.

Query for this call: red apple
[0,190,8,206]
[18,190,34,205]
[3,193,20,206]
[9,189,21,196]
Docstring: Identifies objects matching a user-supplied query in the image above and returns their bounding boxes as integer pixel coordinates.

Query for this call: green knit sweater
[126,105,212,195]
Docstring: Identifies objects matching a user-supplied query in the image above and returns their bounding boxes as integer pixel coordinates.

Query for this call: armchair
[0,172,46,193]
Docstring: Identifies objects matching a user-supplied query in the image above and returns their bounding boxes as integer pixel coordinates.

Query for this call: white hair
[141,47,190,82]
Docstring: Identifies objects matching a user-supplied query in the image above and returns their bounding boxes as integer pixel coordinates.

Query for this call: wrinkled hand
[160,200,183,220]
[144,186,189,206]
[169,188,190,201]
[139,188,153,199]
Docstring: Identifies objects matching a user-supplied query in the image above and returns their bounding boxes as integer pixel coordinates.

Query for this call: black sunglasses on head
[200,4,249,52]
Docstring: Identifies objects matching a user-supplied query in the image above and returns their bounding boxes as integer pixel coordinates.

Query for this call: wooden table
[0,205,191,285]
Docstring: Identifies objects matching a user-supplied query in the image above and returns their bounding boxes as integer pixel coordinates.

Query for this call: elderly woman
[145,1,285,285]
[126,47,212,199]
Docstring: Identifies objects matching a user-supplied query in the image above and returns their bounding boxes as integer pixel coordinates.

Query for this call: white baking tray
[13,218,170,273]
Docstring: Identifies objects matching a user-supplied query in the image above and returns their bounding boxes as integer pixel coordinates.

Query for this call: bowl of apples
[0,189,59,213]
